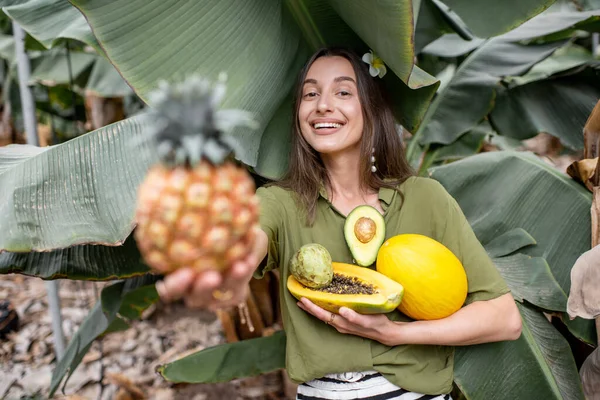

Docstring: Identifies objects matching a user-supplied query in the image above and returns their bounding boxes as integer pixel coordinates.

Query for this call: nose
[317,92,333,114]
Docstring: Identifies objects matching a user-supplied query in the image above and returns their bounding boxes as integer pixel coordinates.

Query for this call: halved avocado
[344,205,385,266]
[287,262,403,314]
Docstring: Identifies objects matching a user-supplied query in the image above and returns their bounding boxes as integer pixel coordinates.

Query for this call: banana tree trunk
[84,91,125,130]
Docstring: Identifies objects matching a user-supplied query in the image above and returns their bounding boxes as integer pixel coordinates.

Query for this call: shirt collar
[318,184,395,206]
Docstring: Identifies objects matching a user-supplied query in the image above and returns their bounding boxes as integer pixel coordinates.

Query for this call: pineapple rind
[134,161,259,273]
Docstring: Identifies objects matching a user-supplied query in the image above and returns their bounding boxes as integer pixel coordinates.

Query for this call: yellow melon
[376,234,468,320]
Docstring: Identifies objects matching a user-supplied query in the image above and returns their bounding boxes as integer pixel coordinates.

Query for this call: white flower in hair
[362,50,387,78]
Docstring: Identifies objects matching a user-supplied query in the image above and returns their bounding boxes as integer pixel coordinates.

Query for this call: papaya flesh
[287,262,404,314]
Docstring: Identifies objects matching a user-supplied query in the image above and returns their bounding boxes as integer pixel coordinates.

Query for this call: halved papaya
[287,262,404,314]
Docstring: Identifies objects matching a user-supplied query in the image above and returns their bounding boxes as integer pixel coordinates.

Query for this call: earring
[371,147,377,173]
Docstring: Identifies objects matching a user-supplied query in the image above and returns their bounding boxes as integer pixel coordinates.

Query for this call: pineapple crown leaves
[143,74,257,167]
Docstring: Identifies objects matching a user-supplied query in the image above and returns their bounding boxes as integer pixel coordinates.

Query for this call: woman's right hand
[155,226,268,311]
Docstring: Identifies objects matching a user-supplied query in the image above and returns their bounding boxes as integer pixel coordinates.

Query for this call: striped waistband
[297,371,452,400]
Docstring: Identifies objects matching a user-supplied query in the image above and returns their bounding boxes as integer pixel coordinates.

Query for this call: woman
[157,47,522,399]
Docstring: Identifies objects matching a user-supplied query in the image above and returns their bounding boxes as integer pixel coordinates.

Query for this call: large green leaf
[408,39,565,161]
[0,32,15,61]
[0,115,156,252]
[68,0,437,179]
[85,55,132,97]
[3,0,100,53]
[421,33,484,57]
[0,235,150,280]
[410,10,600,162]
[157,330,287,384]
[454,303,584,400]
[0,144,47,174]
[498,9,600,41]
[430,151,596,344]
[49,275,159,397]
[485,228,567,313]
[442,0,556,38]
[30,50,96,86]
[490,67,600,150]
[504,44,595,87]
[493,253,567,312]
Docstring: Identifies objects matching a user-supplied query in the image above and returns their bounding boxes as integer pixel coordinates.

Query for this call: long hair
[277,46,414,224]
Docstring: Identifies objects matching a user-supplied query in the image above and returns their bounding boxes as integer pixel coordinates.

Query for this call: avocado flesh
[344,205,386,266]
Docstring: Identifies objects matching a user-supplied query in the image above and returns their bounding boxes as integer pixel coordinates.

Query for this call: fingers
[156,268,196,303]
[185,269,223,309]
[157,228,267,310]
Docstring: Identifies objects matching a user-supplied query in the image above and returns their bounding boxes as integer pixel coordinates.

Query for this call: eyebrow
[303,76,356,85]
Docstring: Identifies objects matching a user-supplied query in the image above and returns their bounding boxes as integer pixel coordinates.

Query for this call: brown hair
[277,46,414,224]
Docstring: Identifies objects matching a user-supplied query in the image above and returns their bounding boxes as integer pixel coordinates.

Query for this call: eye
[337,90,351,97]
[303,91,318,98]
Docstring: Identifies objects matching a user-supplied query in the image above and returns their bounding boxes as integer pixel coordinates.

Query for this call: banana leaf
[414,0,474,54]
[85,55,132,97]
[442,0,556,38]
[29,50,96,86]
[408,39,565,162]
[454,302,584,400]
[486,228,567,313]
[490,66,600,150]
[2,0,101,53]
[409,10,600,163]
[157,330,287,384]
[49,274,159,396]
[0,115,157,252]
[429,150,596,345]
[0,234,150,280]
[504,44,595,87]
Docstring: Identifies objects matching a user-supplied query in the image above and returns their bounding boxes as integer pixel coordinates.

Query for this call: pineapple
[134,76,260,274]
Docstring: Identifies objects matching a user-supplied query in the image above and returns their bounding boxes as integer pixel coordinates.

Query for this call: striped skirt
[296,371,452,400]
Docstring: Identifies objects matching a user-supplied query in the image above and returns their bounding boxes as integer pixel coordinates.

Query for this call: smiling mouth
[312,122,344,130]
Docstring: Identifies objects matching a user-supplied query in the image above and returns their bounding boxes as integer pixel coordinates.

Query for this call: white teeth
[314,122,342,129]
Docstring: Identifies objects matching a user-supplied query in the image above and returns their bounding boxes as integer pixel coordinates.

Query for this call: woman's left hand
[297,297,396,344]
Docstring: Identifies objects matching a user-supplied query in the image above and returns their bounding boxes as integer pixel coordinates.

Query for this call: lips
[314,122,342,129]
[310,119,345,134]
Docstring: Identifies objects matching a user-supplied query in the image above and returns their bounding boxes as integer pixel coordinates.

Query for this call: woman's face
[298,56,364,156]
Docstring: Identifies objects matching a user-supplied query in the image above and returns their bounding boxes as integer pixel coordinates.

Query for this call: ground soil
[0,274,289,400]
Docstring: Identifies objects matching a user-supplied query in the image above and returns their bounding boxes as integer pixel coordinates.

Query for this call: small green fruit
[289,244,333,288]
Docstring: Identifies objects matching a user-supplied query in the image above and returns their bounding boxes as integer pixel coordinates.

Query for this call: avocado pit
[354,217,376,243]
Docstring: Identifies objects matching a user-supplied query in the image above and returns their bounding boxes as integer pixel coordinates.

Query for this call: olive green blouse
[254,176,510,395]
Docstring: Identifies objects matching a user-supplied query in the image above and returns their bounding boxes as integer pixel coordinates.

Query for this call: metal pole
[12,21,66,359]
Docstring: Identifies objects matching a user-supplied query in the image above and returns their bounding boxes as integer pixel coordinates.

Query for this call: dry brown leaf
[567,157,598,191]
[104,372,146,400]
[584,100,600,161]
[581,347,600,400]
[593,187,600,248]
[567,244,600,320]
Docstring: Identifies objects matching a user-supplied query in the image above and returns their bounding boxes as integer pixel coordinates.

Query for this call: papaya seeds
[310,273,376,295]
[287,262,404,314]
